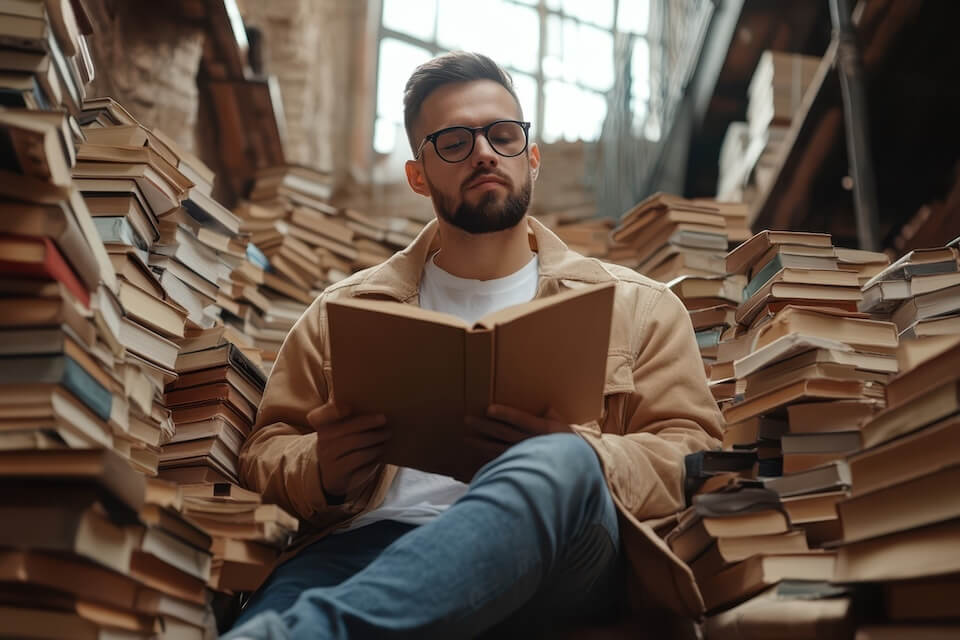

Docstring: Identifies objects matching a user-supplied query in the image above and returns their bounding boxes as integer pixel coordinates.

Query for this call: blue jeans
[224,433,624,639]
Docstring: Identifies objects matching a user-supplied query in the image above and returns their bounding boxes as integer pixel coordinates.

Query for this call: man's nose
[470,132,499,167]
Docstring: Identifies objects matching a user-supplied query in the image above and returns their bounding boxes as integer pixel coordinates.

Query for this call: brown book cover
[668,510,791,562]
[723,379,866,425]
[327,283,615,481]
[690,530,809,580]
[164,382,257,423]
[838,464,960,543]
[849,414,960,497]
[781,490,847,524]
[835,517,960,582]
[726,231,833,275]
[859,380,960,449]
[699,552,837,611]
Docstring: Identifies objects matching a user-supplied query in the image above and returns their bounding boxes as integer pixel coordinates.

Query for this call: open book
[327,282,616,480]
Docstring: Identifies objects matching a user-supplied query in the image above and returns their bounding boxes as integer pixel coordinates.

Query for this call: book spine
[464,331,493,417]
[62,356,113,422]
[743,254,783,301]
[0,235,90,307]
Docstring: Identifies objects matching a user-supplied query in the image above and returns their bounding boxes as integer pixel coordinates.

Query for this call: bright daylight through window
[373,0,653,155]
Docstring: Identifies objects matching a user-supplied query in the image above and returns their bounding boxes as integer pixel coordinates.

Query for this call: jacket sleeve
[577,285,724,521]
[238,296,361,526]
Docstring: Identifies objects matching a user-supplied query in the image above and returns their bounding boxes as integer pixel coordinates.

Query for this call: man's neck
[432,217,534,281]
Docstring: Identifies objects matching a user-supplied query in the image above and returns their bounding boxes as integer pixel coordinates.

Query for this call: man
[226,52,722,639]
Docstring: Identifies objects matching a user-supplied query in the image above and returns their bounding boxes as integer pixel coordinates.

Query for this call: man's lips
[465,176,508,190]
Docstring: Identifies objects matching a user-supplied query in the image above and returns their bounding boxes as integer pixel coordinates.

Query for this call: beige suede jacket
[239,217,724,619]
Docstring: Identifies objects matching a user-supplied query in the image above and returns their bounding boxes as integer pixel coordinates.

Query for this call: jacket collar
[348,217,616,302]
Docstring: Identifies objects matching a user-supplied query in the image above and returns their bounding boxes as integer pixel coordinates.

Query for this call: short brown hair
[403,51,522,154]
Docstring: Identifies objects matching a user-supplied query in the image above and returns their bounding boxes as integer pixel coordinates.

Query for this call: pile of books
[707,231,891,407]
[715,51,821,206]
[859,241,960,339]
[831,335,960,638]
[230,167,426,368]
[608,193,748,276]
[605,193,751,366]
[178,481,297,594]
[676,231,900,633]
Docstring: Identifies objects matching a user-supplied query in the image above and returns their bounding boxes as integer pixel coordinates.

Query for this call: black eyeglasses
[415,120,531,163]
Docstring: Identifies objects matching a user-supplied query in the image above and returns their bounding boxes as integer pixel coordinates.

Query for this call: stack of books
[551,217,614,258]
[609,192,730,274]
[606,193,751,366]
[230,167,426,369]
[859,243,960,339]
[0,450,217,639]
[667,483,839,616]
[178,481,298,594]
[834,335,960,638]
[746,51,820,196]
[161,332,266,486]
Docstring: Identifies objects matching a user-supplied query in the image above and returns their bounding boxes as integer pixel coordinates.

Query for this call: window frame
[373,0,655,154]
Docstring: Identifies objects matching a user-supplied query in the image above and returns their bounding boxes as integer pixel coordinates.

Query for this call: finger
[486,405,545,434]
[465,415,528,445]
[338,443,388,472]
[334,428,391,460]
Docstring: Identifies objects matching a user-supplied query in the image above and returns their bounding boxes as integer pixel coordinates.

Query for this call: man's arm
[577,285,723,520]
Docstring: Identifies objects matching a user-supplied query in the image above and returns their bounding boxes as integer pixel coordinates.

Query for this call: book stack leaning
[0,3,222,638]
[679,231,900,638]
[608,193,751,367]
[72,103,300,605]
[0,6,303,633]
[230,166,426,372]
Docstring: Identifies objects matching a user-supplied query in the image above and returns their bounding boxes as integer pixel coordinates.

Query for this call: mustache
[461,168,512,192]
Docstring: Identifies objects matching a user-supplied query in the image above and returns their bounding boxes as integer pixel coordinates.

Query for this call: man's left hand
[463,404,573,464]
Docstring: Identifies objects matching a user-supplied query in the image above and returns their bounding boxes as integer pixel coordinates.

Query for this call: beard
[426,167,532,235]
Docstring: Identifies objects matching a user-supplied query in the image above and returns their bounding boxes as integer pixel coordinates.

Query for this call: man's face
[405,80,541,235]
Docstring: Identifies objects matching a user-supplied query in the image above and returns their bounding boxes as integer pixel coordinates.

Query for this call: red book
[0,234,91,307]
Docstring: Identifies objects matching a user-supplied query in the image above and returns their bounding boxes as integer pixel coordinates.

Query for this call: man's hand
[464,404,572,464]
[307,401,389,502]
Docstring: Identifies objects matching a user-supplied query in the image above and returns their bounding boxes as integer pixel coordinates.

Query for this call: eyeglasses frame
[414,119,532,163]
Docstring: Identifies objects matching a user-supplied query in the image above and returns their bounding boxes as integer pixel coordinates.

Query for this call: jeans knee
[506,433,605,493]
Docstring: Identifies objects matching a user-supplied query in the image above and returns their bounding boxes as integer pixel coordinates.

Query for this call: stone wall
[84,1,205,154]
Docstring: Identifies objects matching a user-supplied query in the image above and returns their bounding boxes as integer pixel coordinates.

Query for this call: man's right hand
[307,401,389,501]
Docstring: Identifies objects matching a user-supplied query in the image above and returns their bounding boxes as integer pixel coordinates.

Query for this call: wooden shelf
[746,0,927,236]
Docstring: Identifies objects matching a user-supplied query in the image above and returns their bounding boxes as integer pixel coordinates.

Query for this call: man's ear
[405,160,431,198]
[528,142,541,181]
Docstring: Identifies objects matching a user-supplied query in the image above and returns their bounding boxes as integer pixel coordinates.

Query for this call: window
[373,0,654,156]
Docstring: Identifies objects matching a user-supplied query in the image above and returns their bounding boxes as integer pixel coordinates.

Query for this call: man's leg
[233,520,417,627]
[225,433,621,640]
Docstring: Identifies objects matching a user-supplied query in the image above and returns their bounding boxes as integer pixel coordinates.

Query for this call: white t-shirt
[338,251,539,532]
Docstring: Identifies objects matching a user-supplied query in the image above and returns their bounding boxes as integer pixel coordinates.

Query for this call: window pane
[543,81,606,143]
[377,38,433,125]
[630,37,650,102]
[382,0,436,40]
[617,0,650,35]
[374,117,398,154]
[544,17,614,90]
[436,0,539,73]
[561,0,613,28]
[510,71,538,136]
